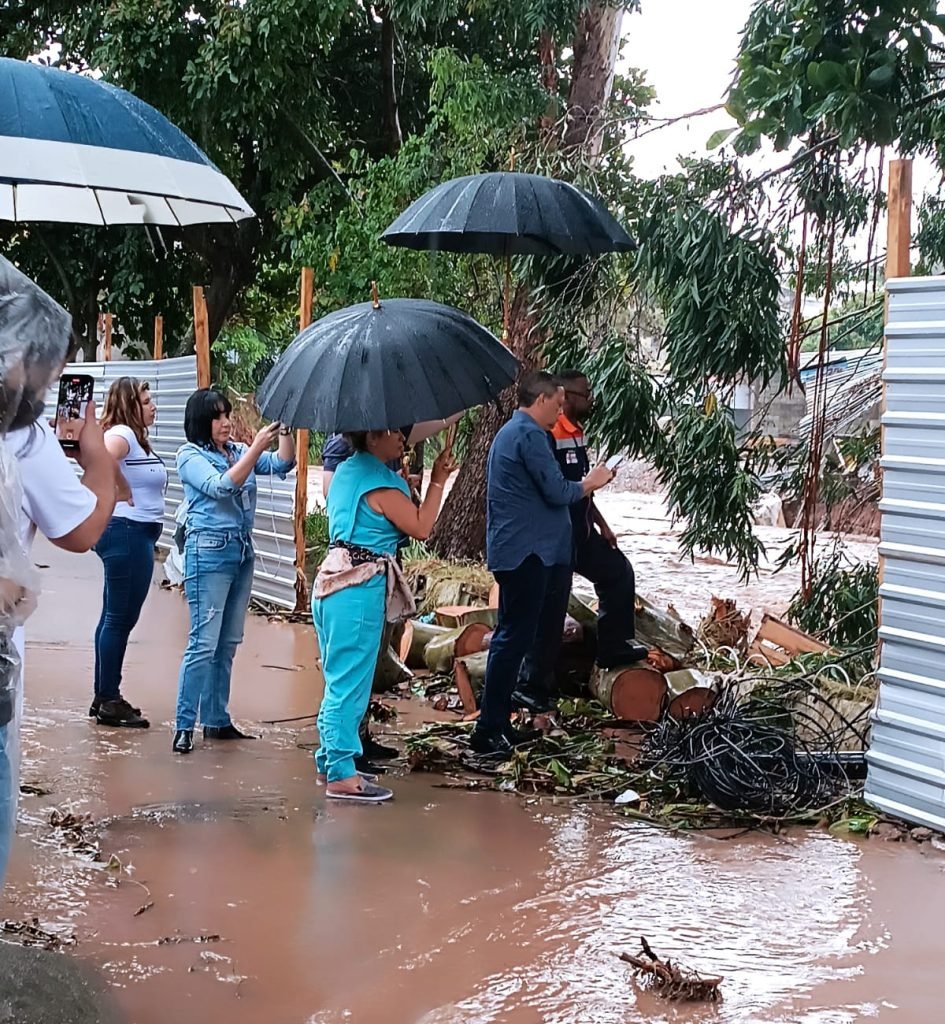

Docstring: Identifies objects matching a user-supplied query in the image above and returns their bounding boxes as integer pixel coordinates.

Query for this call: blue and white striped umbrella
[0,58,253,227]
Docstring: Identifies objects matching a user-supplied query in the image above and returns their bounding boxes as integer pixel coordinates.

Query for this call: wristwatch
[278,427,292,436]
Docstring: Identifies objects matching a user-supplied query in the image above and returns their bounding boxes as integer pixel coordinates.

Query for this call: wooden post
[879,158,913,658]
[193,286,211,389]
[294,267,315,610]
[103,313,112,361]
[885,159,912,283]
[153,315,164,360]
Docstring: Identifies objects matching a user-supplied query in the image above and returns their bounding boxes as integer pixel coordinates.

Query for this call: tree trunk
[378,6,403,155]
[183,221,261,345]
[399,620,452,668]
[562,1,624,157]
[538,29,558,141]
[429,4,624,560]
[423,622,491,674]
[429,286,544,559]
[589,663,666,722]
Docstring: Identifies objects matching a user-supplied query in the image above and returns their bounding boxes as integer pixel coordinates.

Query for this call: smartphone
[55,373,94,452]
[605,453,626,471]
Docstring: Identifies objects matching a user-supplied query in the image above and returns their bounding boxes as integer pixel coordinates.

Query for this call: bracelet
[278,428,292,436]
[430,482,444,490]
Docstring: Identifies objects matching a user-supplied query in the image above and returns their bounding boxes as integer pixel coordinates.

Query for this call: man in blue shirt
[470,371,614,757]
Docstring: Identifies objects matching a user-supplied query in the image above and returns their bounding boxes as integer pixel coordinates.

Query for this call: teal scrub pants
[313,575,386,782]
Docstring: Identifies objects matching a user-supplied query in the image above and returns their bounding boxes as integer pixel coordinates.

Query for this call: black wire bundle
[641,679,867,818]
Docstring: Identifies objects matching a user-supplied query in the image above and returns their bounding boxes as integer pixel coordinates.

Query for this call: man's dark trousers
[518,529,637,692]
[479,555,572,736]
[575,528,637,660]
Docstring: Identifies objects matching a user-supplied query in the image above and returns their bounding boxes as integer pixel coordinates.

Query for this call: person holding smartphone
[1,258,120,885]
[90,377,167,729]
[172,388,296,755]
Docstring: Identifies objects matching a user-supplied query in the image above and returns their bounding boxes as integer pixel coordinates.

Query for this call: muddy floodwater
[2,538,938,1024]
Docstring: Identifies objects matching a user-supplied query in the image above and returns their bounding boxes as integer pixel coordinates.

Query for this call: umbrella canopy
[256,298,519,433]
[0,58,253,226]
[381,171,634,257]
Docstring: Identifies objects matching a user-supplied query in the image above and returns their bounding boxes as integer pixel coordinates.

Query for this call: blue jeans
[176,531,255,730]
[93,517,162,702]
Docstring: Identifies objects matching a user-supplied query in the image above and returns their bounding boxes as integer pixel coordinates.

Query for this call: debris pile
[0,918,76,950]
[620,937,723,1003]
[398,568,877,831]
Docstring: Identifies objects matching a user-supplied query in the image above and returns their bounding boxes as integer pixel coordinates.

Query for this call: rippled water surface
[3,540,941,1024]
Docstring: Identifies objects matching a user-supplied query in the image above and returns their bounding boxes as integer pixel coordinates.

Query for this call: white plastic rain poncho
[0,256,71,882]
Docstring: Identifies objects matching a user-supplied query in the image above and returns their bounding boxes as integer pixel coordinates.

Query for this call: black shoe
[509,689,555,714]
[89,695,141,717]
[354,755,388,776]
[172,729,194,754]
[203,724,257,740]
[503,723,542,746]
[468,728,515,759]
[596,643,649,669]
[96,698,150,729]
[360,735,399,760]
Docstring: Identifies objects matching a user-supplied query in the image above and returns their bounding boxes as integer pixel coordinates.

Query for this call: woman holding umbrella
[313,430,454,803]
[255,291,518,801]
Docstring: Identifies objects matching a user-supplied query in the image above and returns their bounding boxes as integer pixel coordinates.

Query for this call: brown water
[2,540,941,1024]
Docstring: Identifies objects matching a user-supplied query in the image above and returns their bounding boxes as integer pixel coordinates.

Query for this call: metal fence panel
[866,276,945,830]
[50,357,300,609]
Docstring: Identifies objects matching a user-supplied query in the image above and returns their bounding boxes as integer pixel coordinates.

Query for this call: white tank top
[106,425,167,523]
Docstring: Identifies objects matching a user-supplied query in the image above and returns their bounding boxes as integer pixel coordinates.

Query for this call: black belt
[330,540,384,566]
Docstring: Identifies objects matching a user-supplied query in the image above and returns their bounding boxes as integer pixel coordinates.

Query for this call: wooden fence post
[294,266,315,611]
[153,315,164,360]
[879,158,913,657]
[103,313,112,361]
[193,286,211,389]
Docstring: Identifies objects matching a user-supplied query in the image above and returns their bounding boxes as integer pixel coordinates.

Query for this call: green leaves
[633,194,785,390]
[706,126,736,151]
[654,402,767,580]
[728,0,945,152]
[788,550,878,651]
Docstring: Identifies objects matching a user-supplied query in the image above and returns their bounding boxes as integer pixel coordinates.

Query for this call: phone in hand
[55,373,94,452]
[605,453,626,471]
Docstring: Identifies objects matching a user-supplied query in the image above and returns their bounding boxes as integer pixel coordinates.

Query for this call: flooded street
[2,538,938,1024]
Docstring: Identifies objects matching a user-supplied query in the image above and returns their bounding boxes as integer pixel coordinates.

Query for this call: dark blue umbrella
[0,57,252,226]
[256,295,519,432]
[381,171,635,256]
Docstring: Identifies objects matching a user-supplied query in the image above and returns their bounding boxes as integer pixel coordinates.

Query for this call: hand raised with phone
[73,401,108,469]
[251,422,281,452]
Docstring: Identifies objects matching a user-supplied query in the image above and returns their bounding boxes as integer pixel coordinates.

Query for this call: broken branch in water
[619,938,723,1002]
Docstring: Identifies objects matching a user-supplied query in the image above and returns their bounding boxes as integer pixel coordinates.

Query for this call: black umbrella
[256,293,519,432]
[380,171,635,256]
[381,171,634,338]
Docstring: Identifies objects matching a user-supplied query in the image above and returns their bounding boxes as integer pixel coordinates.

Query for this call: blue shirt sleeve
[177,445,240,499]
[322,434,352,473]
[519,428,584,508]
[253,450,296,477]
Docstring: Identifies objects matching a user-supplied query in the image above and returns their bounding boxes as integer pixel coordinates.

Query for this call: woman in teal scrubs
[313,428,454,803]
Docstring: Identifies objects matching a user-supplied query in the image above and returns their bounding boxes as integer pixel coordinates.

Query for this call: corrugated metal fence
[51,357,300,609]
[866,277,945,829]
